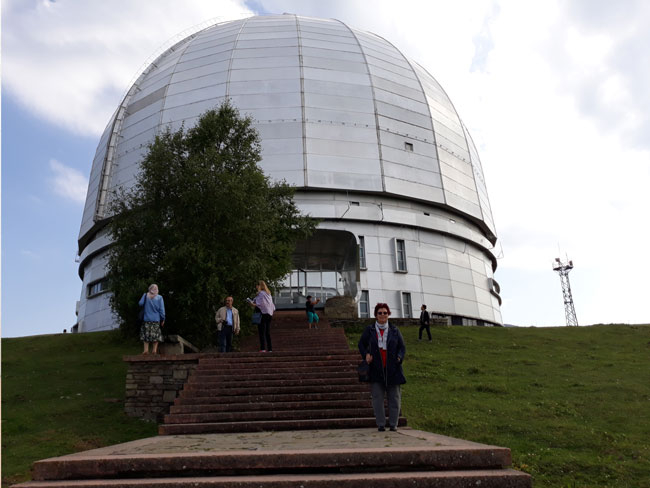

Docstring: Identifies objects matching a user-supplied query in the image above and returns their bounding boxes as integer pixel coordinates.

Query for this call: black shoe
[378,426,385,432]
[389,426,397,432]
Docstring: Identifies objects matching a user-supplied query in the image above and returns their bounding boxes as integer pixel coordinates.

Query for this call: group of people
[139,282,440,433]
[138,280,275,355]
[210,280,277,353]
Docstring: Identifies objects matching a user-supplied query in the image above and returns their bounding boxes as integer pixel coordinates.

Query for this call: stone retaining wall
[124,354,201,422]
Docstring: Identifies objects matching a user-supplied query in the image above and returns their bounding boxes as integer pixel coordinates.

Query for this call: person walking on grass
[139,284,165,355]
[306,295,321,329]
[419,304,431,341]
[249,280,275,352]
[215,296,240,353]
[358,303,406,432]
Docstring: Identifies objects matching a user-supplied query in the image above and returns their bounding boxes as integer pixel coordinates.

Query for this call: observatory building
[75,14,502,332]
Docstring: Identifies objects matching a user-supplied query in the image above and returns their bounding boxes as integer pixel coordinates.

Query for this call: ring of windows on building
[87,278,109,298]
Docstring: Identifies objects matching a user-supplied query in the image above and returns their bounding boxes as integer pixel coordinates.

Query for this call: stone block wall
[124,354,201,422]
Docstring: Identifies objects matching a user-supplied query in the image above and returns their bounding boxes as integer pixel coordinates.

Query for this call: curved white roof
[79,14,496,250]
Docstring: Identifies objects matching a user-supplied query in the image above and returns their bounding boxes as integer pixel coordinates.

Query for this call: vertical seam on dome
[341,22,386,192]
[295,15,308,187]
[462,122,496,240]
[412,59,477,205]
[412,59,496,244]
[225,17,251,99]
[93,34,197,222]
[155,30,204,131]
[370,34,448,206]
[402,58,447,205]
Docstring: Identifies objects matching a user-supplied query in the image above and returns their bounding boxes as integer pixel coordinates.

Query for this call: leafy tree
[106,101,315,346]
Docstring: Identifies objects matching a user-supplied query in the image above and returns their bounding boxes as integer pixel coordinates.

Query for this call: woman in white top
[250,280,275,352]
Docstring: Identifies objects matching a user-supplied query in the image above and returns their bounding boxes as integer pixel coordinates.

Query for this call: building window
[404,142,414,151]
[87,278,109,298]
[394,238,407,272]
[401,292,412,318]
[359,236,367,269]
[360,290,370,318]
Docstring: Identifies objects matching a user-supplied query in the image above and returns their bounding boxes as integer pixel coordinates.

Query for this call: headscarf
[147,284,159,300]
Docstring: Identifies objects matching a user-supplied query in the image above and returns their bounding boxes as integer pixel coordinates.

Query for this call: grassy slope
[2,325,649,487]
[347,324,650,488]
[1,331,158,486]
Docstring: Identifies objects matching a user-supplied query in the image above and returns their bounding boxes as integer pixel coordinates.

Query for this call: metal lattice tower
[552,257,578,326]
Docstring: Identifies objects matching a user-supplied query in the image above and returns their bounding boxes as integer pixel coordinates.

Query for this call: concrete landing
[18,428,531,487]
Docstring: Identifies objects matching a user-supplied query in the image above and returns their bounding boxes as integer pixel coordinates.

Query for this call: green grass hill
[3,324,650,487]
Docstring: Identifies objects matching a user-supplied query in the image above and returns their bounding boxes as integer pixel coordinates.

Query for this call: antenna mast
[552,257,578,326]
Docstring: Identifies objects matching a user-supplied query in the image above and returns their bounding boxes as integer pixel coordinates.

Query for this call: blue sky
[2,0,650,337]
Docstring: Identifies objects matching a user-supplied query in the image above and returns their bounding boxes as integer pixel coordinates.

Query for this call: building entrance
[275,229,359,309]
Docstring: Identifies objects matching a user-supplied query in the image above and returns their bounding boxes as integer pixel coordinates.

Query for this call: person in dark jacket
[418,304,431,341]
[358,302,406,431]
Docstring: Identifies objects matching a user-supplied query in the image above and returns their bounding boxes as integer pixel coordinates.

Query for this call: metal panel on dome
[233,46,300,58]
[235,38,298,49]
[164,84,228,109]
[161,98,227,125]
[166,76,227,99]
[132,71,175,102]
[302,74,372,96]
[304,107,376,126]
[463,123,496,237]
[174,53,231,74]
[257,153,304,173]
[117,117,159,150]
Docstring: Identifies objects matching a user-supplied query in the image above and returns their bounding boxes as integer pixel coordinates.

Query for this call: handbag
[137,300,145,325]
[357,360,370,383]
[252,311,262,325]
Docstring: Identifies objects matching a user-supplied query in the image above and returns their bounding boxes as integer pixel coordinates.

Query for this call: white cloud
[20,249,40,259]
[49,159,88,203]
[2,0,253,136]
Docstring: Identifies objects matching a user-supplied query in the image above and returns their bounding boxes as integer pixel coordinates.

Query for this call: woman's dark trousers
[258,313,273,351]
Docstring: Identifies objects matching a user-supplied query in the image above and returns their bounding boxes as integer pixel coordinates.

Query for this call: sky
[2,0,649,337]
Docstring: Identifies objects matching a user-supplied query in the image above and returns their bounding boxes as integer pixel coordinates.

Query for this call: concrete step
[29,443,514,480]
[198,350,355,359]
[182,377,360,391]
[194,358,361,375]
[174,391,370,406]
[177,384,370,398]
[197,353,359,364]
[170,399,371,414]
[164,407,377,424]
[14,470,532,487]
[159,417,407,434]
[186,372,356,384]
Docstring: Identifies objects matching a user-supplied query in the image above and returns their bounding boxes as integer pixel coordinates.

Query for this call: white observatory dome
[76,14,502,332]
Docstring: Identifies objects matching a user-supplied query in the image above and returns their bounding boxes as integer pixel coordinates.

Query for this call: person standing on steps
[215,296,240,353]
[139,284,165,355]
[306,295,321,329]
[418,304,431,341]
[249,280,275,352]
[358,303,406,432]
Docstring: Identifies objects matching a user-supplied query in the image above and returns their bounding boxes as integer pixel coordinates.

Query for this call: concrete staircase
[160,312,406,434]
[14,311,532,487]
